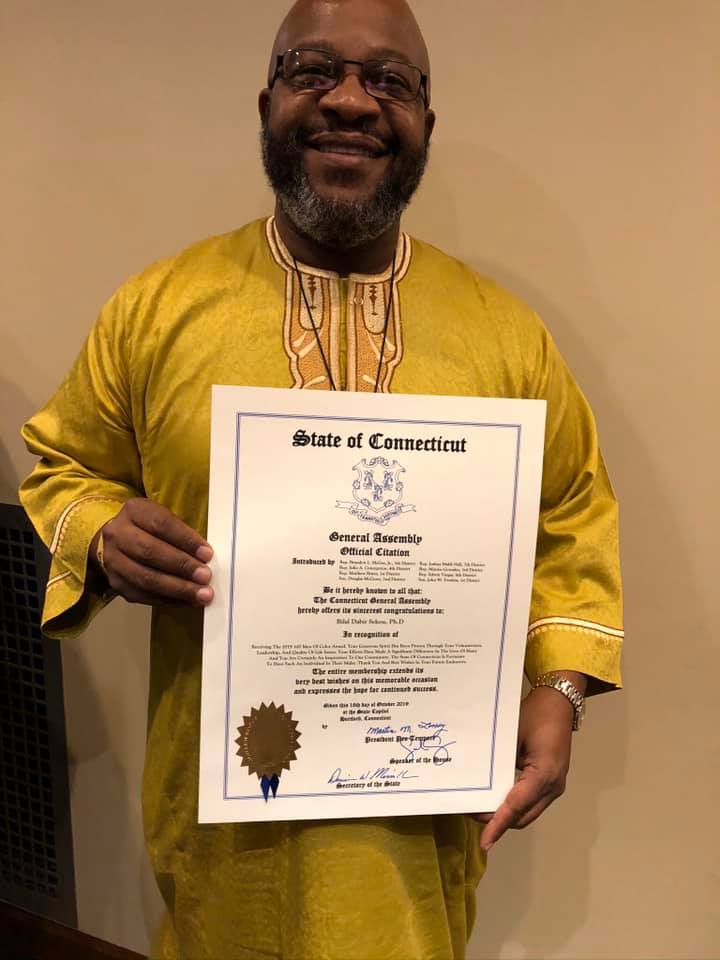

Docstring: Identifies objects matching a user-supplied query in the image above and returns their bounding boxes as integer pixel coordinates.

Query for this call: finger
[512,793,558,830]
[470,769,562,826]
[479,775,550,852]
[119,527,212,584]
[108,575,204,608]
[107,551,213,606]
[127,500,213,561]
[107,574,165,606]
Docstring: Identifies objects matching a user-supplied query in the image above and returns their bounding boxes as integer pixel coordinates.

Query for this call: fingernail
[196,587,213,604]
[192,566,212,585]
[196,545,213,562]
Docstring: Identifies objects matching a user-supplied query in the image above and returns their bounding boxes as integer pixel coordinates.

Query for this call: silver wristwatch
[533,672,586,731]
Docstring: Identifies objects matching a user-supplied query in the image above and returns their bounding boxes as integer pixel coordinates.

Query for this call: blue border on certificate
[223,412,522,801]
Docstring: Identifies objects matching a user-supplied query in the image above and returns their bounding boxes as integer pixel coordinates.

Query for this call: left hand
[473,686,574,852]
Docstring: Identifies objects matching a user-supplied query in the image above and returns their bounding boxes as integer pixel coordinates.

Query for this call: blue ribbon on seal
[260,774,280,802]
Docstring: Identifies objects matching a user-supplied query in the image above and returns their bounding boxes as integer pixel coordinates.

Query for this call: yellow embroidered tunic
[20,218,623,960]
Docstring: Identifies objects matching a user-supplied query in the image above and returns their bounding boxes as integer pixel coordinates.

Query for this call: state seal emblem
[336,456,416,526]
[235,702,301,801]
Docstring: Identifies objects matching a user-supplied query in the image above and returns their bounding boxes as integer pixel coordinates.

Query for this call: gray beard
[261,126,428,250]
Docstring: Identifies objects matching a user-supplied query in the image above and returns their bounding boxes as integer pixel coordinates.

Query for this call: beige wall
[1,1,718,957]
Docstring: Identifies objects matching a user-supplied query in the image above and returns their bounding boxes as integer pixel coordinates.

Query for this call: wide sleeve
[524,323,624,695]
[19,288,143,639]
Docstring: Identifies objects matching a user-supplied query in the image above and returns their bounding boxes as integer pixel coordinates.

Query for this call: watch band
[533,672,586,731]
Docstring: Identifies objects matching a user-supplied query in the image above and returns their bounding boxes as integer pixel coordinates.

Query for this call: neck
[274,204,400,277]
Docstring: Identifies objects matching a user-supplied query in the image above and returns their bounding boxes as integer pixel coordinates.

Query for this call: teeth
[315,144,374,156]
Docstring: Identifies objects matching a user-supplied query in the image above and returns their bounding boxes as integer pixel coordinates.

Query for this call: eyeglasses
[271,48,429,107]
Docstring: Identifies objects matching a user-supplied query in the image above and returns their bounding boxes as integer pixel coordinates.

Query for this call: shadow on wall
[0,350,163,948]
[407,142,703,958]
[60,616,162,949]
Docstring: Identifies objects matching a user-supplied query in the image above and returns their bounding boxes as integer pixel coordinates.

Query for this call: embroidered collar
[265,216,412,284]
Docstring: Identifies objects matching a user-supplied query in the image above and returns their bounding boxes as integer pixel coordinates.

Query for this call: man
[20,1,623,957]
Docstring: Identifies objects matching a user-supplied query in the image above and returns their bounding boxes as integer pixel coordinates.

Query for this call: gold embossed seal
[235,702,301,801]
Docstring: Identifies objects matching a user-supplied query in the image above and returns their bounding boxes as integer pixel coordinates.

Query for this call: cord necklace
[293,251,397,393]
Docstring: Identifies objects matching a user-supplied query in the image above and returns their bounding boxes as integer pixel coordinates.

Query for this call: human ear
[424,109,436,144]
[258,88,271,125]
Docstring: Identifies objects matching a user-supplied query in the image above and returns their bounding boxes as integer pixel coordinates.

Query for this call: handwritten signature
[416,720,448,735]
[328,766,419,784]
[366,720,448,737]
[362,720,455,765]
[397,733,456,765]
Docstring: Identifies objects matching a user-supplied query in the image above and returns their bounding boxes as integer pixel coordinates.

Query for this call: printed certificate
[199,386,545,823]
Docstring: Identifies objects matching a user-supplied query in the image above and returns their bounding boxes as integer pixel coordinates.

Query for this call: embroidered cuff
[524,617,624,695]
[42,496,127,638]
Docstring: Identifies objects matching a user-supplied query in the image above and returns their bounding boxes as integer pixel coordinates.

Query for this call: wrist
[532,671,587,730]
[87,526,110,591]
[530,685,575,723]
[88,530,102,571]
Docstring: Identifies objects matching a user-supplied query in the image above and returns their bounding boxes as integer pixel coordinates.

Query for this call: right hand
[89,498,214,606]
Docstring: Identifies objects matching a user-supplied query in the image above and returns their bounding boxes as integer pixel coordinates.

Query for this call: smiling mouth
[312,144,379,157]
[306,136,389,160]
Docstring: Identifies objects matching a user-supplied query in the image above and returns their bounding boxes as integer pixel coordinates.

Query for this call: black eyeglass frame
[270,48,430,109]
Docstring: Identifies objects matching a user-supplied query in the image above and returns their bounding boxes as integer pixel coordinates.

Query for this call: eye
[375,72,412,93]
[364,62,417,100]
[291,65,335,87]
[284,51,338,90]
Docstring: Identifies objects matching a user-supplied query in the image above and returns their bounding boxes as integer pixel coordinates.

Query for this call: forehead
[278,0,427,68]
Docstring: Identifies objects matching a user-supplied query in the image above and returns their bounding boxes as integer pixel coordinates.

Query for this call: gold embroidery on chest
[347,277,403,392]
[266,218,411,392]
[283,269,340,390]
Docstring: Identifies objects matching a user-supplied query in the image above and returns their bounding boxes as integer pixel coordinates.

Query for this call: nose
[317,70,382,124]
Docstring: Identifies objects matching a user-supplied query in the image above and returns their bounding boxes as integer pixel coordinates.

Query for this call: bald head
[267,0,430,88]
[259,0,435,257]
